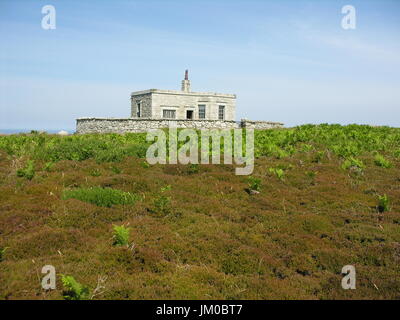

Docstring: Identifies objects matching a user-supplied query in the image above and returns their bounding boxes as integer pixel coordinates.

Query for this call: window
[163,109,176,119]
[137,102,141,118]
[218,105,225,120]
[198,105,206,119]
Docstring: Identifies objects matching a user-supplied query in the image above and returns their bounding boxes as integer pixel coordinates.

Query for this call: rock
[249,189,260,195]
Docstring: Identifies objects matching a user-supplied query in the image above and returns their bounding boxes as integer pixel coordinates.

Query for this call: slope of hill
[0,124,399,299]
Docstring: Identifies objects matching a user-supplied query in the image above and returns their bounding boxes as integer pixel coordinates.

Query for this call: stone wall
[76,118,284,134]
[240,119,284,130]
[76,118,239,134]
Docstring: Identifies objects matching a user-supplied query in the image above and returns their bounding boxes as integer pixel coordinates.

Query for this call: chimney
[181,69,191,92]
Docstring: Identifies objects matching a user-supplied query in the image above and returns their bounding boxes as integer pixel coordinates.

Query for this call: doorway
[186,110,193,120]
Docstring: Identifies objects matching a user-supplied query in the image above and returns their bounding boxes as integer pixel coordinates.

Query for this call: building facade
[130,70,236,121]
[75,70,284,134]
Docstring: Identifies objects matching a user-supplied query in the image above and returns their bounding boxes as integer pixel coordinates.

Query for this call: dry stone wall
[240,119,284,130]
[76,118,238,134]
[76,118,283,134]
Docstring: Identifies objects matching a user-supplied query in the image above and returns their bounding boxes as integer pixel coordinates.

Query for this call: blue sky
[1,0,399,131]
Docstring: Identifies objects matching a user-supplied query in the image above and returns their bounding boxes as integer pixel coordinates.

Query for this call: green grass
[62,187,139,208]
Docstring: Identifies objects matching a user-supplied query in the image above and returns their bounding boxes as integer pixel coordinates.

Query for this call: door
[186,110,193,120]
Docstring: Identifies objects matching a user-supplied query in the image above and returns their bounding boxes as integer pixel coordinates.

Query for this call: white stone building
[75,71,284,134]
[131,70,236,121]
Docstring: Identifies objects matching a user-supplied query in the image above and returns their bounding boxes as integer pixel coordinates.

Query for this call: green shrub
[301,144,313,152]
[1,125,399,166]
[43,139,97,161]
[16,160,35,180]
[125,144,148,158]
[62,187,138,208]
[90,169,102,177]
[306,171,317,179]
[312,151,325,163]
[187,164,199,174]
[220,250,259,275]
[274,148,290,159]
[341,157,364,170]
[153,195,172,216]
[113,225,130,246]
[247,176,262,191]
[377,194,390,213]
[110,166,122,174]
[151,186,172,216]
[61,275,90,300]
[160,185,171,192]
[374,154,392,168]
[0,247,8,262]
[44,161,54,172]
[141,161,150,169]
[269,167,284,180]
[95,148,125,163]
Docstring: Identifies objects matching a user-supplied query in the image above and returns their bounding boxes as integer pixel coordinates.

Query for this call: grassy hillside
[0,124,399,299]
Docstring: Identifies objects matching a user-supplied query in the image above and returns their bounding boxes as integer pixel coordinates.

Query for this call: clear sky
[1,0,399,131]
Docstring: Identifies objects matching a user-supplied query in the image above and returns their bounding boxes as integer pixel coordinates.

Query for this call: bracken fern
[61,275,90,300]
[113,225,130,246]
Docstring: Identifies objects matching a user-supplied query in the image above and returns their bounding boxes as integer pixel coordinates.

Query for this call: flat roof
[131,89,236,99]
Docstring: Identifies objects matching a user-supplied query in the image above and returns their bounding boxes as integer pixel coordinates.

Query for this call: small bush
[341,157,364,170]
[187,164,199,174]
[274,148,290,159]
[151,186,172,216]
[140,161,150,169]
[306,171,316,179]
[61,275,90,300]
[312,151,325,163]
[110,166,122,174]
[44,161,54,172]
[247,176,262,191]
[269,167,284,180]
[306,171,317,185]
[377,194,390,213]
[374,154,392,168]
[16,160,35,180]
[125,144,148,158]
[153,195,171,216]
[62,187,138,208]
[95,149,125,163]
[301,144,313,152]
[0,247,8,262]
[90,169,102,177]
[113,225,130,246]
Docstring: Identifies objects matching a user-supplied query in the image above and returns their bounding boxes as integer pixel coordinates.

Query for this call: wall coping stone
[131,89,236,99]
